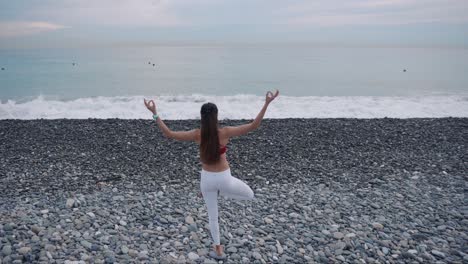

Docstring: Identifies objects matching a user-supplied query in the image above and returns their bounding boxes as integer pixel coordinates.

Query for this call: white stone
[185,216,194,225]
[66,198,75,208]
[188,252,199,261]
[372,222,384,230]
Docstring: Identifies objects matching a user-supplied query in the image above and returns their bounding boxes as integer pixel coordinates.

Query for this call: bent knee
[247,188,255,199]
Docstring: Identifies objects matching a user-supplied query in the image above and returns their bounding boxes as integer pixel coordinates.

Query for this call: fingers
[266,91,273,98]
[274,90,279,97]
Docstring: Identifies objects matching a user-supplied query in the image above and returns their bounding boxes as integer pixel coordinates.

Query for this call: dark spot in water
[153,64,155,67]
[403,69,407,72]
[1,68,4,71]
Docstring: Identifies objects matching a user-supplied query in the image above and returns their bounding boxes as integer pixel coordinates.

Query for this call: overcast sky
[1,0,467,48]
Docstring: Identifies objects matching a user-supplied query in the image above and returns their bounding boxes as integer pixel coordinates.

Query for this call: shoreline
[0,118,466,263]
[2,94,468,120]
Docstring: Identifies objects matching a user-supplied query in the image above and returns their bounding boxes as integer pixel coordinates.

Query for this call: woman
[144,90,279,259]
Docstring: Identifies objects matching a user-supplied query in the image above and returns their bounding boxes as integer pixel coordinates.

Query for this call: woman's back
[197,128,231,172]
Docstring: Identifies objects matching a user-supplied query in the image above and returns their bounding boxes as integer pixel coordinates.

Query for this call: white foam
[0,94,467,119]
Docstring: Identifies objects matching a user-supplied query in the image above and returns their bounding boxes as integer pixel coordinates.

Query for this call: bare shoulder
[194,128,201,143]
[218,127,231,140]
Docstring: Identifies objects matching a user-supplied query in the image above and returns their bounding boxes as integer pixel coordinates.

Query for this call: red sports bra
[220,145,227,155]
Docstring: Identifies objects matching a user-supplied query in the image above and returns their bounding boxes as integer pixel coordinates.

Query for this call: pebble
[121,245,129,254]
[289,212,300,218]
[227,247,238,253]
[333,232,344,239]
[80,240,92,251]
[372,222,384,230]
[128,249,138,258]
[431,249,446,258]
[276,241,284,254]
[2,245,12,256]
[185,216,194,225]
[187,252,199,260]
[252,252,262,260]
[236,228,246,236]
[66,198,75,208]
[18,246,31,254]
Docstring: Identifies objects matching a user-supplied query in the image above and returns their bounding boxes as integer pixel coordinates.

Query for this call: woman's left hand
[144,99,157,114]
[265,90,279,105]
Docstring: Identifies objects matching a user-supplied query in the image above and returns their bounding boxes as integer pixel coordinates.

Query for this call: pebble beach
[0,118,467,263]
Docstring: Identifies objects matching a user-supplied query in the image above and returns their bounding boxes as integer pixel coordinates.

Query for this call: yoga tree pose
[144,90,279,259]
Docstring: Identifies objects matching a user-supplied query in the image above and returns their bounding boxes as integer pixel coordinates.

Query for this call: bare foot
[214,245,223,256]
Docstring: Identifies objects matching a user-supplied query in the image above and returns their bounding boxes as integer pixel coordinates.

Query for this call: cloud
[0,21,67,37]
[24,0,185,27]
[283,0,468,27]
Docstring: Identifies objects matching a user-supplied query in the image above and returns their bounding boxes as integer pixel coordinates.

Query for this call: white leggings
[200,168,254,245]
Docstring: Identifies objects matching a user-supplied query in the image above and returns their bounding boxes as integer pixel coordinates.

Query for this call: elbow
[250,122,260,131]
[162,131,172,138]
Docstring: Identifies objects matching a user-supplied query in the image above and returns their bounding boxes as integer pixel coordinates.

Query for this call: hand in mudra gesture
[144,99,157,114]
[265,90,279,104]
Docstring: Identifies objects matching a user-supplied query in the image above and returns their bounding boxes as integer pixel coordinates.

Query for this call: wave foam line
[0,94,467,119]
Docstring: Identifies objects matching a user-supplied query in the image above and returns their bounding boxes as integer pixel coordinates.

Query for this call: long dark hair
[200,102,220,164]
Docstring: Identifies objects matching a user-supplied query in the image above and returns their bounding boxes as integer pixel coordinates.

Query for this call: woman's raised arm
[224,90,279,138]
[144,99,198,141]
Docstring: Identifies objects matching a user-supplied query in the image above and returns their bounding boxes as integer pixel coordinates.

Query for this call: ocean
[0,43,467,119]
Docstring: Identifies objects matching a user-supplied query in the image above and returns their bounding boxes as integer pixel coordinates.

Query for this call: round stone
[121,245,129,254]
[18,247,31,255]
[372,223,384,230]
[187,252,199,260]
[227,247,238,253]
[2,245,12,256]
[333,232,344,239]
[185,216,194,225]
[252,252,262,260]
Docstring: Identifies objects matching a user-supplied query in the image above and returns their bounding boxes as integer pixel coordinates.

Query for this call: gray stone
[80,240,93,251]
[2,245,12,256]
[333,232,344,239]
[431,250,445,258]
[382,247,389,255]
[66,198,75,208]
[185,216,194,225]
[289,212,300,218]
[236,228,245,236]
[252,252,262,260]
[3,224,13,231]
[128,249,138,257]
[372,222,384,230]
[226,247,238,253]
[31,225,42,235]
[18,247,31,255]
[121,246,129,254]
[187,252,199,261]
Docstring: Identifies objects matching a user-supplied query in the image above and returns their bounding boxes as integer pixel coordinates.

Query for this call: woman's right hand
[265,90,279,105]
[144,99,157,114]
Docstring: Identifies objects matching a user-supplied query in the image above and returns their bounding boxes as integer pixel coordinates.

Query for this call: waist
[201,168,231,175]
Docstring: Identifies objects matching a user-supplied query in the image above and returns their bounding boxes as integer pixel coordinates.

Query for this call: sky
[0,0,467,48]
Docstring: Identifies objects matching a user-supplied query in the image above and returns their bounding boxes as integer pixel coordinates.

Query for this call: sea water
[0,43,467,119]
